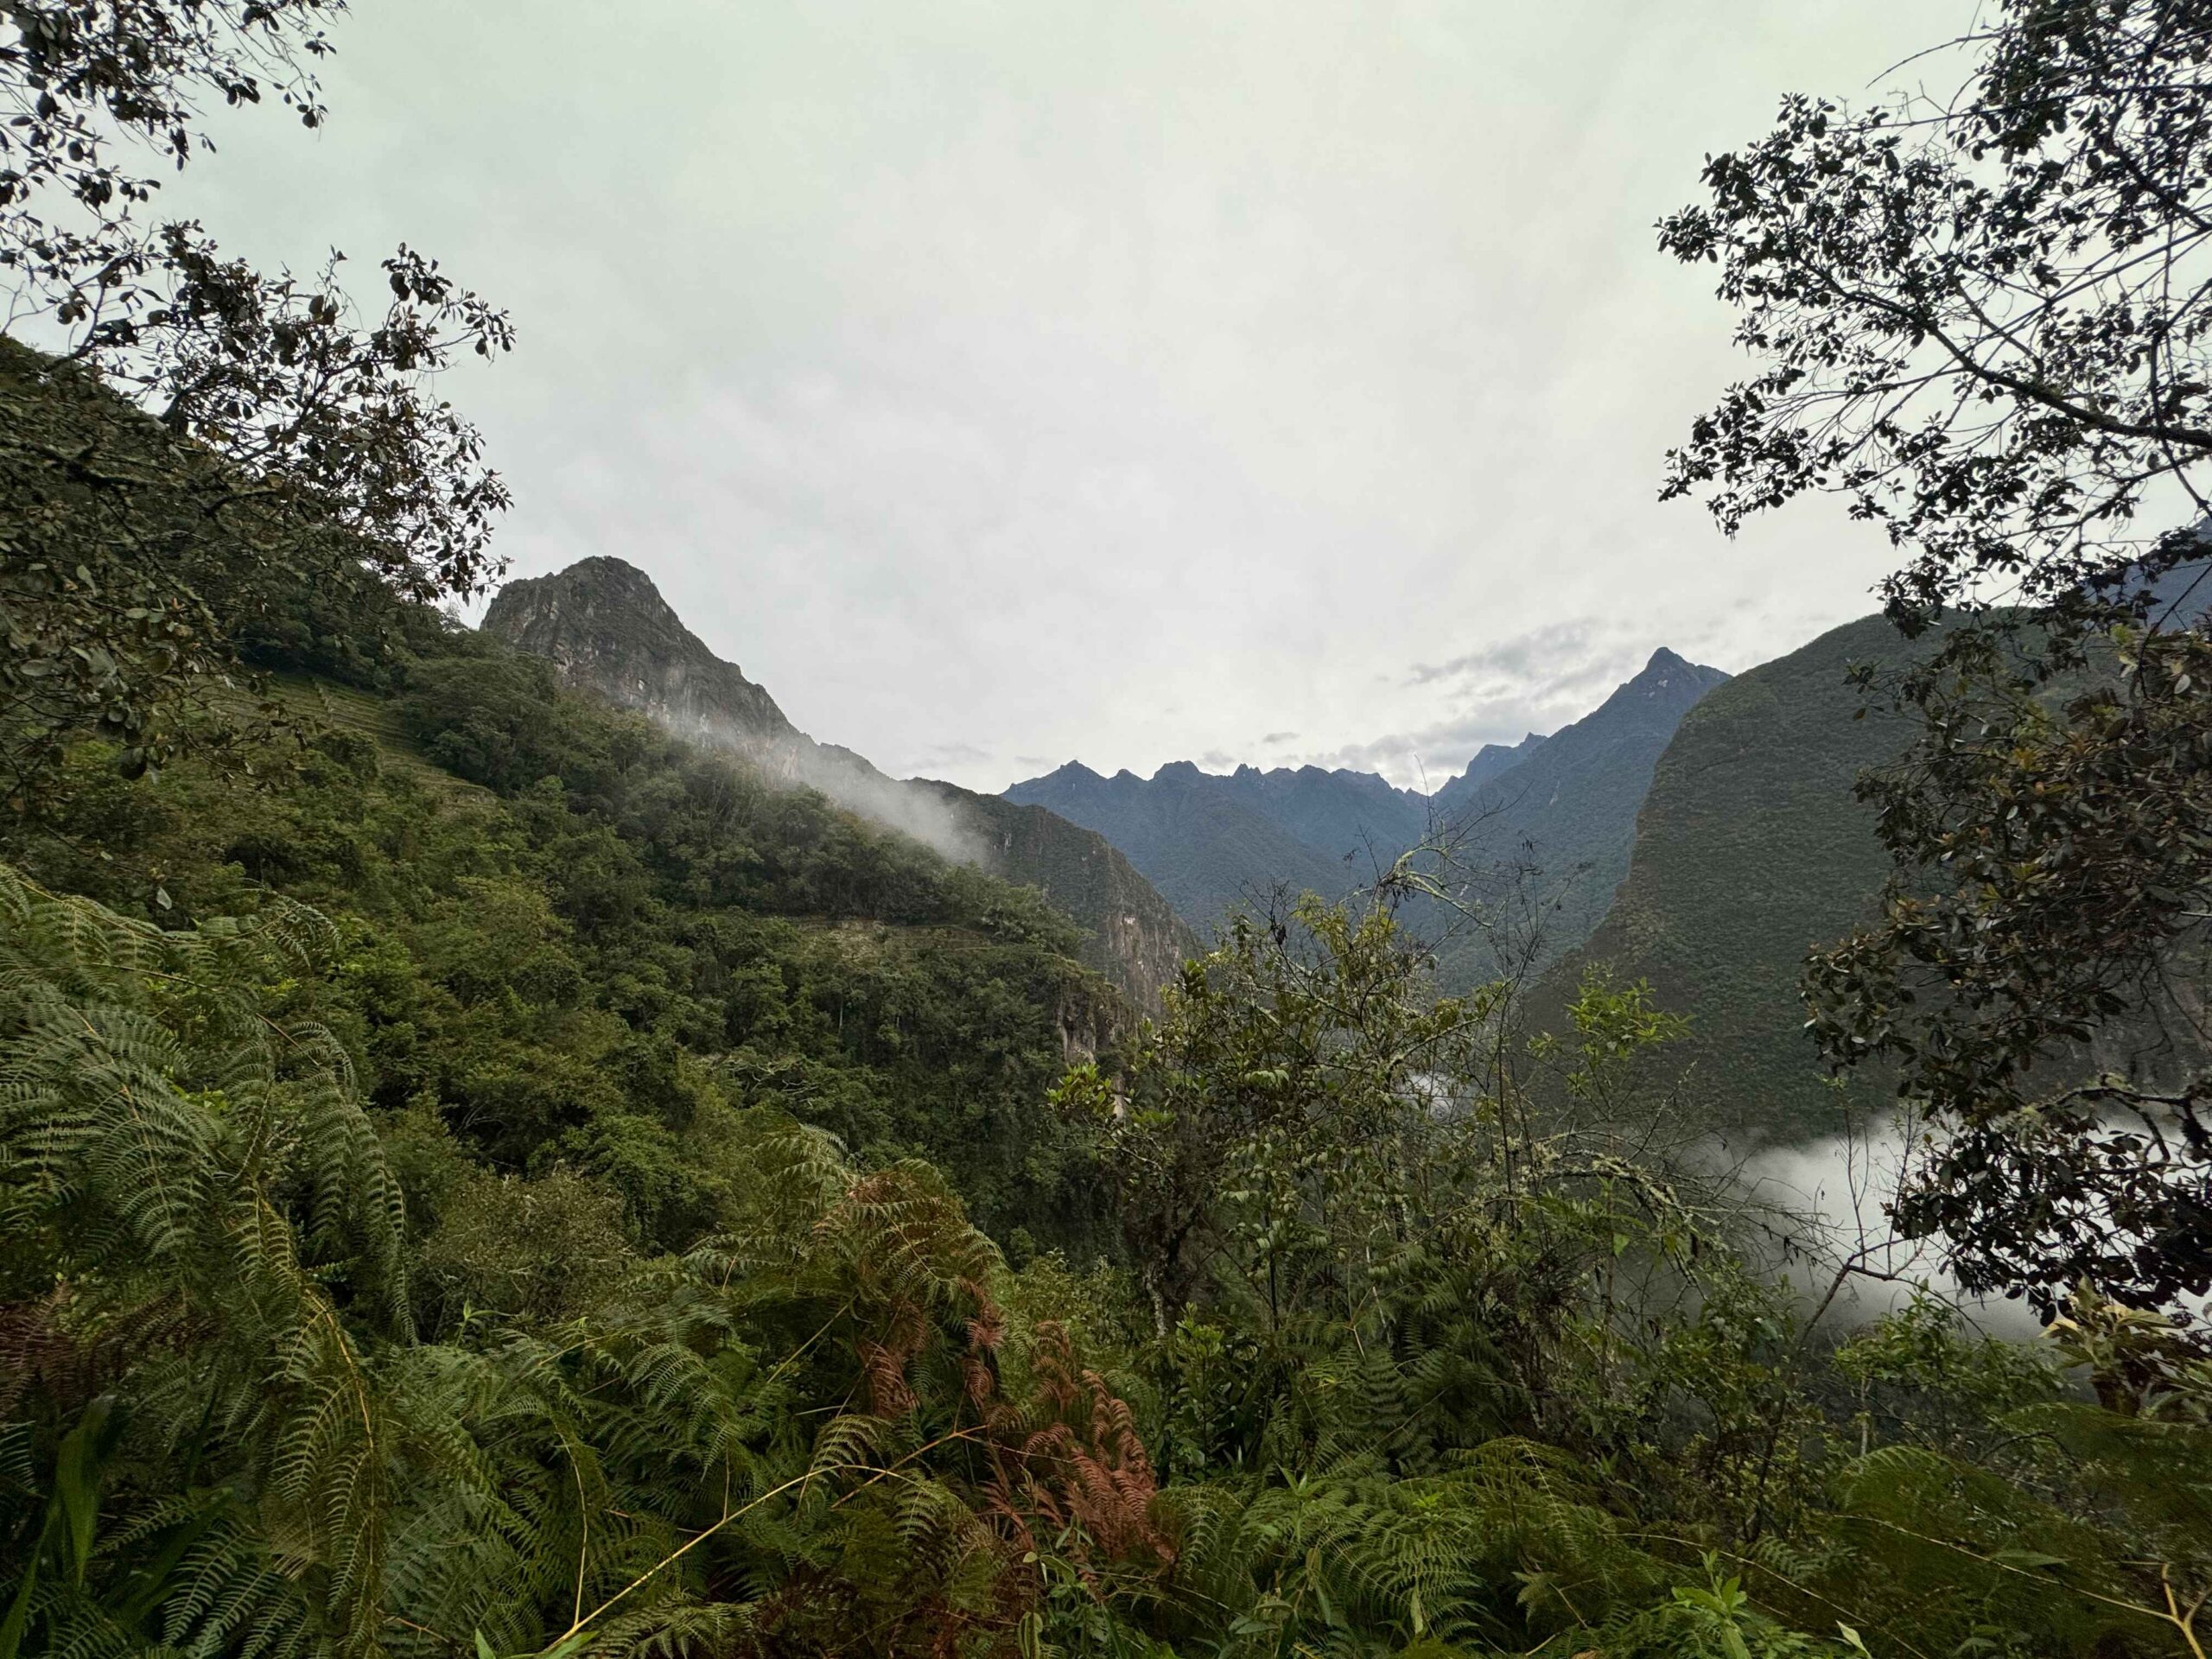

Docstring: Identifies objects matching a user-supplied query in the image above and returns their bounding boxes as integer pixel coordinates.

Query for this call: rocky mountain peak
[482,557,1196,1012]
[482,558,793,745]
[1624,645,1726,702]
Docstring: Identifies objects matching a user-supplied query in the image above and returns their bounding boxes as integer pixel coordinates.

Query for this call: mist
[1732,1116,2049,1343]
[646,706,994,872]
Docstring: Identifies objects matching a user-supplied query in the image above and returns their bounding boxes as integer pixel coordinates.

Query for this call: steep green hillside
[920,781,1198,995]
[486,558,1198,1008]
[13,644,1127,1256]
[1541,615,1932,1138]
[4,262,2196,1659]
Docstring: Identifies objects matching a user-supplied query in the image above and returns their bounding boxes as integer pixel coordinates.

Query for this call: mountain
[1431,732,1548,815]
[1536,616,1930,1138]
[1005,651,1726,977]
[1004,761,1372,935]
[1211,764,1433,864]
[1423,647,1731,984]
[482,554,798,746]
[483,558,1196,1009]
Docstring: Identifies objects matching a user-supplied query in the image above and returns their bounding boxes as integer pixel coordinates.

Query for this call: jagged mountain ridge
[1432,731,1548,815]
[1421,647,1731,986]
[1008,647,1728,982]
[1005,761,1377,936]
[1212,763,1432,863]
[482,558,1196,1011]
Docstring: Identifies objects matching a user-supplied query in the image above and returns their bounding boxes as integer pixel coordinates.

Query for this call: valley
[7,4,2210,1655]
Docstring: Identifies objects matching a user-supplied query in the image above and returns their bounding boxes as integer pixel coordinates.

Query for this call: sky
[167,0,1976,791]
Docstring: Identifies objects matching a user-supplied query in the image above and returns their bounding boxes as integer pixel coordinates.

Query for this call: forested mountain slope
[4,244,2199,1659]
[1538,615,1931,1138]
[14,646,1133,1258]
[485,558,1195,1008]
[0,338,1151,1256]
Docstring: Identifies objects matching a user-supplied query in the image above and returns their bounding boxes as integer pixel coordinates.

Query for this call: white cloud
[163,0,1970,790]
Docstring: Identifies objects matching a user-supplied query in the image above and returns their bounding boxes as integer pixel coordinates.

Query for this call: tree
[1660,0,2212,626]
[1666,0,2212,1321]
[1,2,512,810]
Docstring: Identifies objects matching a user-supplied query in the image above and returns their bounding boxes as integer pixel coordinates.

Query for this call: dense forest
[5,4,2212,1659]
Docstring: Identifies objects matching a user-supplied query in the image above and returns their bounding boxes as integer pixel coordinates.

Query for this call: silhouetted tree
[1667,0,2212,1319]
[1,1,511,808]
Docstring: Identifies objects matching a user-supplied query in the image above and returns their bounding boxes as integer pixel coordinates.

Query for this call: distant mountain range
[480,555,2212,1149]
[483,558,1198,1010]
[1007,647,1729,981]
[1004,761,1421,935]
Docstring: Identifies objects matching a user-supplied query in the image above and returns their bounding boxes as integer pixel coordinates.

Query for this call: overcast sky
[170,0,1974,791]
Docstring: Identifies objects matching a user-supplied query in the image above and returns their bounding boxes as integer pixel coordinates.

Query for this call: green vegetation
[8,859,2210,1657]
[1537,617,1931,1140]
[8,2,2212,1654]
[1661,0,2212,1316]
[6,645,1120,1263]
[478,556,1197,1014]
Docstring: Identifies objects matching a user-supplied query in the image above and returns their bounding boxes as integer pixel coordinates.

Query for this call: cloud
[901,738,994,776]
[1406,620,1599,688]
[1314,705,1555,778]
[1313,617,1712,779]
[1261,730,1299,744]
[1731,1121,2045,1339]
[168,0,1945,791]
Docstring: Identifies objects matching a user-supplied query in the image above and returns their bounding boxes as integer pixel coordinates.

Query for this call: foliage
[6,652,1121,1262]
[0,857,1171,1657]
[9,4,2212,1653]
[1666,0,2212,1323]
[1659,0,2212,623]
[1,3,511,811]
[10,836,2212,1656]
[1808,621,2212,1314]
[0,858,412,1656]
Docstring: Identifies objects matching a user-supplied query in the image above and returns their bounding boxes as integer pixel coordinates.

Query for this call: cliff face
[484,556,796,747]
[938,788,1196,1003]
[482,559,1195,1011]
